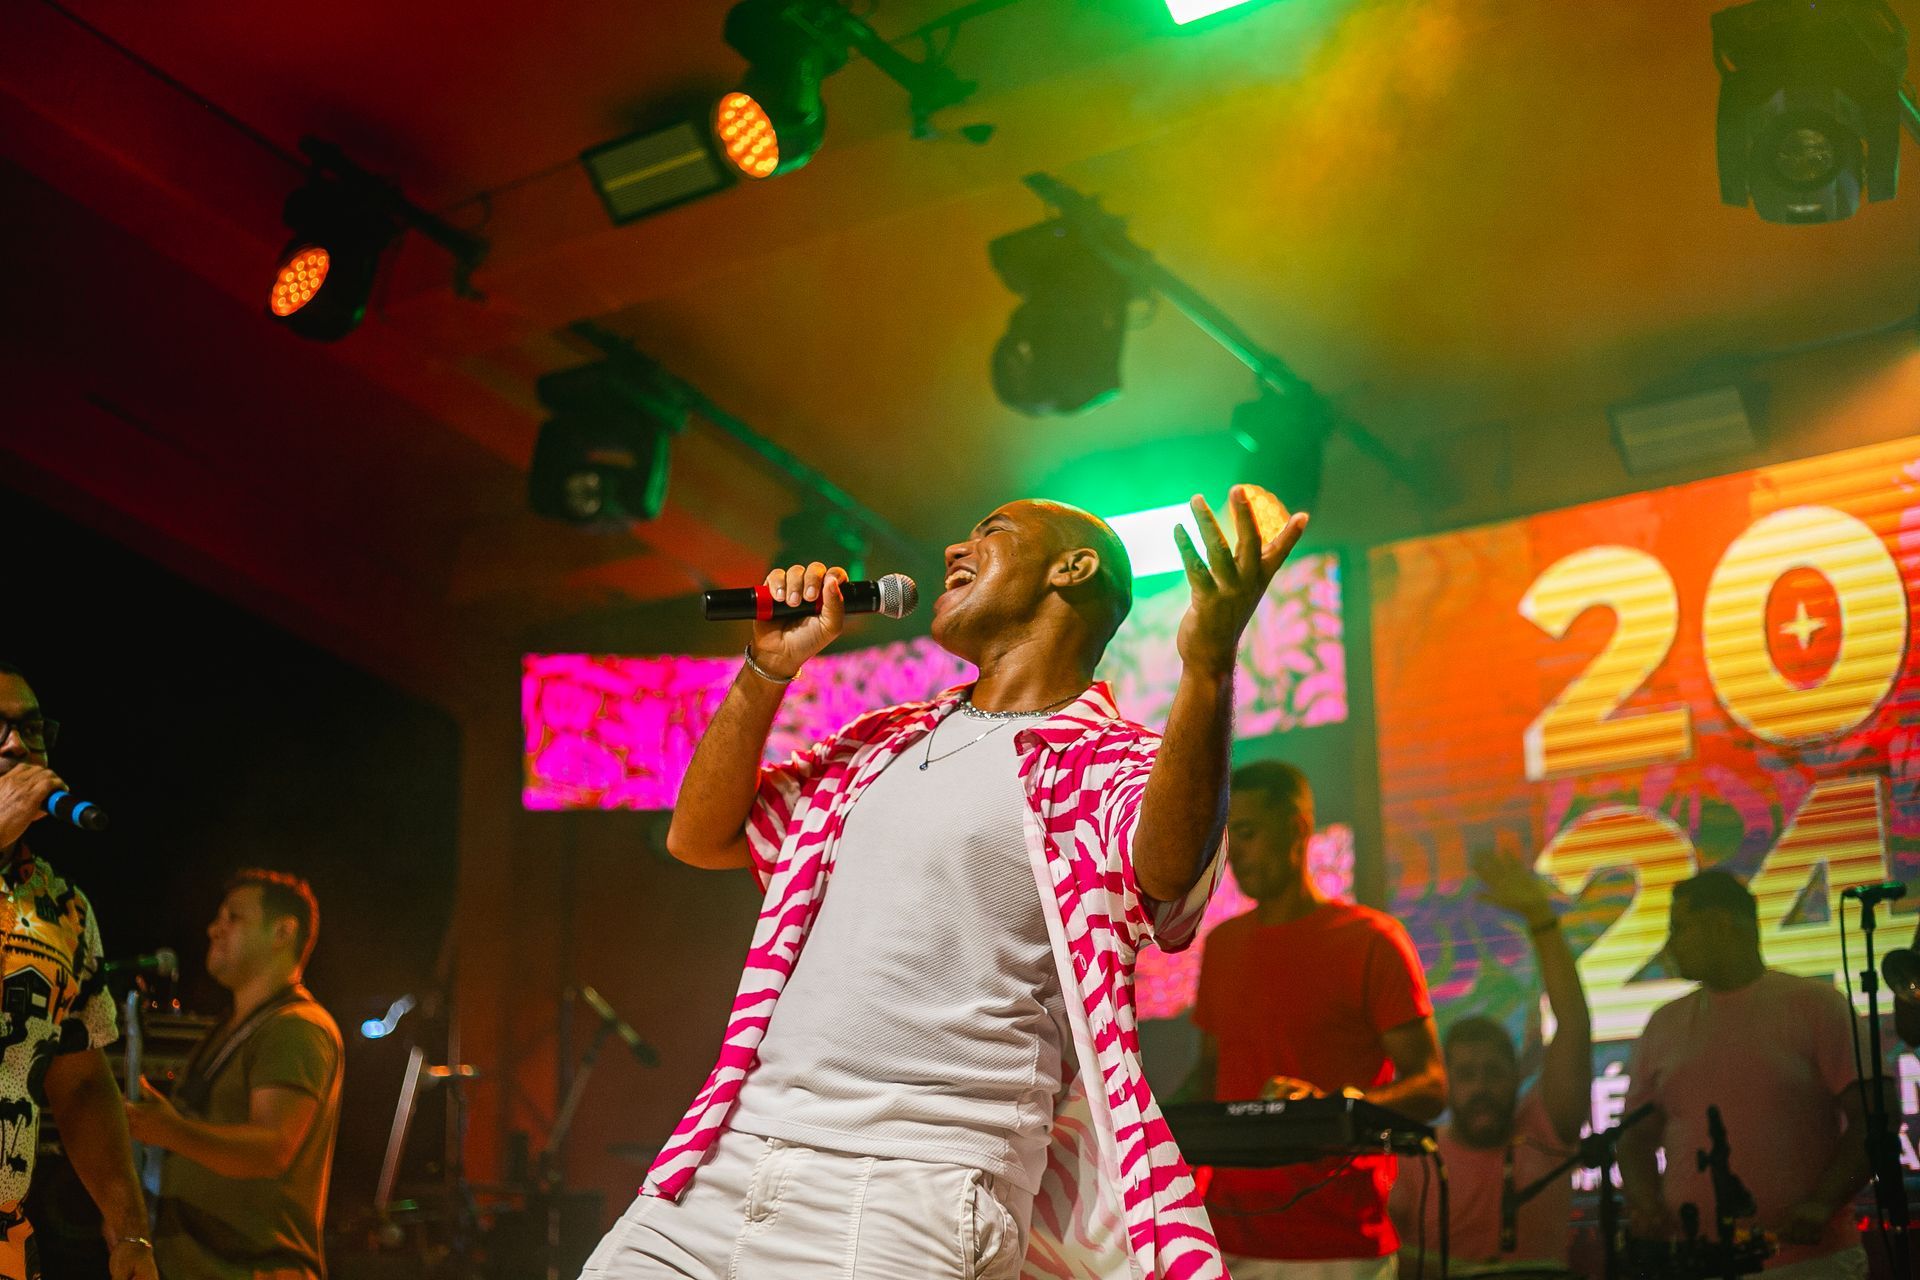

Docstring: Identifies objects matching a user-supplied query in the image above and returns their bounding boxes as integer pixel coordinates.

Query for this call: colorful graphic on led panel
[1371,437,1920,1046]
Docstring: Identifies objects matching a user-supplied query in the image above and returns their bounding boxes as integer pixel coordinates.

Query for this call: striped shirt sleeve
[1094,730,1224,954]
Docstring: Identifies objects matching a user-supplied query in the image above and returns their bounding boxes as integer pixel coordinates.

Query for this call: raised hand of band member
[1173,485,1309,677]
[748,562,851,681]
[1471,844,1558,931]
[0,762,63,850]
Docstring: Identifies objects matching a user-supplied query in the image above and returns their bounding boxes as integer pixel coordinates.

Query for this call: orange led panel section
[715,92,779,179]
[270,247,331,317]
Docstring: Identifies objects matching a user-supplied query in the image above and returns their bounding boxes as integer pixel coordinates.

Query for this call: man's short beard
[1457,1103,1512,1147]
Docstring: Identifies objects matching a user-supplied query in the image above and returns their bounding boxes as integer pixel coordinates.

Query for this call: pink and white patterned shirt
[641,681,1225,1279]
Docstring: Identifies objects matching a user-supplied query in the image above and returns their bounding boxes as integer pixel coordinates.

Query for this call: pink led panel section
[524,553,1343,811]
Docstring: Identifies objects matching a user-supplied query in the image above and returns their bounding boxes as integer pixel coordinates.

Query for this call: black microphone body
[45,790,108,833]
[703,573,918,622]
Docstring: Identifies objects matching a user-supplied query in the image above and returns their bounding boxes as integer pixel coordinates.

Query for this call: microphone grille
[878,574,919,619]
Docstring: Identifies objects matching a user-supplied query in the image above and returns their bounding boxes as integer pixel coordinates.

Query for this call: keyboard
[1162,1097,1436,1168]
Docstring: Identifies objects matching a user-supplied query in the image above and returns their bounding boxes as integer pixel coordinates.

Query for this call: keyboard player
[1175,762,1445,1280]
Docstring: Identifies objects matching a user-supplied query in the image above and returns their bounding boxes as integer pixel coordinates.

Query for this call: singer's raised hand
[0,762,63,851]
[749,561,851,680]
[1173,484,1309,677]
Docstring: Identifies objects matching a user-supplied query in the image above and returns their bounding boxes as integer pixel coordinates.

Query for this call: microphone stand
[536,1016,616,1280]
[1696,1105,1757,1280]
[1510,1101,1657,1280]
[1852,892,1912,1279]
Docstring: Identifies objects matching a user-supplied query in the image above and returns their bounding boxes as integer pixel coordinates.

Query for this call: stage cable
[32,0,306,171]
[1415,1149,1432,1280]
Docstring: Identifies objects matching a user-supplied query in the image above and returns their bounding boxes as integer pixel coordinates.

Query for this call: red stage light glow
[269,247,331,317]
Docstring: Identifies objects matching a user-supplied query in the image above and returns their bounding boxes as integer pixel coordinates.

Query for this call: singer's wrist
[743,645,799,684]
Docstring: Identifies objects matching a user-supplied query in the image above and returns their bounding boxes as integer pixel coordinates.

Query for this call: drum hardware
[1507,1101,1657,1280]
[1849,888,1912,1277]
[1621,1105,1772,1280]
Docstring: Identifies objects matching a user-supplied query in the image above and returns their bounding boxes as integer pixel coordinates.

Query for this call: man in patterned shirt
[581,486,1308,1280]
[0,660,157,1280]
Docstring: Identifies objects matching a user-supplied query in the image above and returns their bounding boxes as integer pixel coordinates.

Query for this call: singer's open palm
[1173,485,1310,676]
[750,561,851,679]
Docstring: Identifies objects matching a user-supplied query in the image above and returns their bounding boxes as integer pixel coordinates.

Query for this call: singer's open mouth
[938,566,977,608]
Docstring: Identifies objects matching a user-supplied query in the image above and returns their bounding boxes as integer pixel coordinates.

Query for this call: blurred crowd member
[0,660,156,1280]
[127,870,342,1280]
[1390,844,1592,1273]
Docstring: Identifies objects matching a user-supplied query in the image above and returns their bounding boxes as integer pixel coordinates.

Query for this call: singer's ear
[1052,547,1102,589]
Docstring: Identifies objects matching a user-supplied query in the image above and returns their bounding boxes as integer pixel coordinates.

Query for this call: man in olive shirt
[125,870,342,1280]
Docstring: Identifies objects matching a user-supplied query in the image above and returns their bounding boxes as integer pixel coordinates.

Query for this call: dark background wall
[1,486,463,1225]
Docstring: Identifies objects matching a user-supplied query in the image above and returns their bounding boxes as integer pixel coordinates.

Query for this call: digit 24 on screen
[1371,436,1920,1048]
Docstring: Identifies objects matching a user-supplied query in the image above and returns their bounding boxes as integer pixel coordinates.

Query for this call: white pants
[1222,1254,1398,1280]
[579,1130,1030,1280]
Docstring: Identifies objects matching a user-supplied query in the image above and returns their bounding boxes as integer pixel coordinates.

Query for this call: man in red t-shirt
[1180,761,1445,1280]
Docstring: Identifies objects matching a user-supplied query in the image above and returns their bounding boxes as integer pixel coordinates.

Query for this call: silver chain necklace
[918,693,1077,771]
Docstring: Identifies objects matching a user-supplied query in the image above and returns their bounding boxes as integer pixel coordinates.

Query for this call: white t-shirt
[729,704,1070,1192]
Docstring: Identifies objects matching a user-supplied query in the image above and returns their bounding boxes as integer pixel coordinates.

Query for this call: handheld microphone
[575,984,660,1067]
[702,574,918,623]
[103,948,177,979]
[1842,881,1908,904]
[45,790,108,833]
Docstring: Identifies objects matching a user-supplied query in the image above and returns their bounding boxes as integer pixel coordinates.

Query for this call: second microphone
[702,573,919,623]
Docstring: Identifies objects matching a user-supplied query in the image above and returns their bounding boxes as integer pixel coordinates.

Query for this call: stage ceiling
[5,0,1919,700]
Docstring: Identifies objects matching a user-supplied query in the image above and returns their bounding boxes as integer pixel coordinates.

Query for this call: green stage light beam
[1165,0,1263,25]
[1104,502,1208,579]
